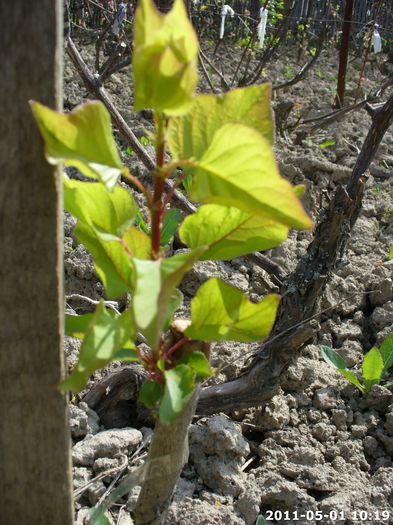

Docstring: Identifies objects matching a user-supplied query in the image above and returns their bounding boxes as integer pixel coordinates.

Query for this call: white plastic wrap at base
[258,8,268,49]
[372,30,382,54]
[220,5,235,39]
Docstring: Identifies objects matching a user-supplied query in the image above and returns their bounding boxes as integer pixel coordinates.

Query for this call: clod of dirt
[72,428,142,466]
[70,402,100,439]
[189,416,250,496]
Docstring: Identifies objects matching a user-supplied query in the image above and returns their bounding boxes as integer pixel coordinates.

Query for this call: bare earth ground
[63,37,393,525]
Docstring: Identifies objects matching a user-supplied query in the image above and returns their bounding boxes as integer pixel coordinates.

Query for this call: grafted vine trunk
[0,1,74,524]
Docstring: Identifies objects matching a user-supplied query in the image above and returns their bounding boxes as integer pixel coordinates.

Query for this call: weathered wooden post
[0,1,74,524]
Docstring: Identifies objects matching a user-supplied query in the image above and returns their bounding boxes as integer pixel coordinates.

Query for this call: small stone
[312,422,334,442]
[313,387,338,410]
[254,395,290,430]
[362,385,393,413]
[351,425,367,439]
[371,302,393,330]
[331,409,347,429]
[72,428,143,466]
[385,412,393,435]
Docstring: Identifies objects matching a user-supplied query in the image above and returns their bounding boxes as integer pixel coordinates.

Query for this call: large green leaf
[380,334,393,377]
[179,351,212,380]
[64,179,136,239]
[179,204,288,260]
[133,0,198,115]
[132,249,205,350]
[139,380,163,408]
[319,346,348,370]
[338,369,365,394]
[161,208,182,246]
[31,101,124,190]
[65,313,93,339]
[65,179,150,298]
[160,365,195,424]
[168,84,274,162]
[186,278,279,343]
[362,347,384,393]
[61,302,138,393]
[185,124,311,230]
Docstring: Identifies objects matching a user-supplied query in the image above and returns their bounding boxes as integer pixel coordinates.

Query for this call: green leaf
[139,380,163,408]
[338,369,365,394]
[320,345,348,370]
[160,365,195,424]
[135,208,149,235]
[320,346,365,393]
[319,139,336,149]
[293,184,306,197]
[64,179,136,239]
[380,334,393,377]
[112,348,141,361]
[65,179,150,298]
[389,246,393,260]
[65,313,93,339]
[179,351,212,380]
[132,249,205,350]
[133,0,198,115]
[187,124,312,230]
[186,278,280,343]
[362,347,384,393]
[164,289,183,331]
[256,517,267,525]
[61,303,137,393]
[31,101,124,190]
[161,208,182,245]
[179,204,288,260]
[168,84,275,161]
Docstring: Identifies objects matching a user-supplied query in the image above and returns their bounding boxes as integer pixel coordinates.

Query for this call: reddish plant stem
[122,170,153,206]
[163,170,187,207]
[165,336,189,360]
[151,116,166,260]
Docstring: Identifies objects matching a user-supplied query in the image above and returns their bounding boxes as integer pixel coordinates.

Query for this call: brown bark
[0,1,74,524]
[335,0,354,108]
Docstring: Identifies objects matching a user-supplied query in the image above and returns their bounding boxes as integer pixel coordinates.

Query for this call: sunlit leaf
[168,84,274,160]
[380,334,393,377]
[65,313,93,339]
[338,369,365,394]
[160,365,195,424]
[164,289,183,331]
[362,347,384,393]
[64,179,136,238]
[132,249,205,350]
[161,208,182,245]
[186,124,311,230]
[64,179,150,298]
[319,139,336,149]
[133,0,198,115]
[186,278,279,342]
[31,101,124,190]
[61,303,138,392]
[179,204,288,260]
[179,351,212,380]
